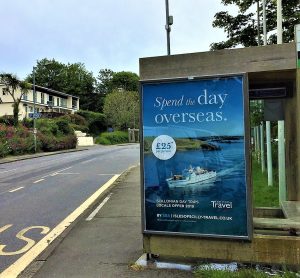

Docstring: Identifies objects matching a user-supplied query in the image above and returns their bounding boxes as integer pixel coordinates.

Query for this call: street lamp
[33,66,37,153]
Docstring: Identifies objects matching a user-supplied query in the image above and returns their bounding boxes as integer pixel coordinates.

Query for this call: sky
[0,0,238,80]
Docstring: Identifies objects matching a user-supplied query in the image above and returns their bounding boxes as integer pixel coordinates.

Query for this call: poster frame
[139,73,252,241]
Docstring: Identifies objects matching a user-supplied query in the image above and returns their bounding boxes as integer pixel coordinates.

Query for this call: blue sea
[143,140,250,238]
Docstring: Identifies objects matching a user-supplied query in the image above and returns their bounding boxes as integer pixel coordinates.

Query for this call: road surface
[0,144,139,273]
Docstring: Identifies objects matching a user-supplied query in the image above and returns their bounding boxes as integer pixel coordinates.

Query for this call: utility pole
[33,66,37,153]
[165,0,173,55]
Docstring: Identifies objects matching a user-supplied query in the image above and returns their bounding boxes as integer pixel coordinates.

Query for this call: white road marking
[0,168,17,174]
[81,158,96,164]
[97,174,117,176]
[41,166,73,179]
[0,174,121,278]
[8,187,24,193]
[57,172,80,175]
[86,193,113,221]
[33,179,44,184]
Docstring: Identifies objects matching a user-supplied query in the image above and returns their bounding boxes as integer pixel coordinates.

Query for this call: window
[29,106,33,112]
[2,88,8,95]
[41,93,45,104]
[72,99,78,109]
[22,92,28,100]
[57,97,60,107]
[61,98,67,108]
[48,95,53,106]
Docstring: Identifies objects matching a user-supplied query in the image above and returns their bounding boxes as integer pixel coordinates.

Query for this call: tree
[210,0,300,50]
[103,90,139,130]
[0,73,30,126]
[96,68,114,94]
[111,71,139,92]
[96,69,139,94]
[26,58,96,111]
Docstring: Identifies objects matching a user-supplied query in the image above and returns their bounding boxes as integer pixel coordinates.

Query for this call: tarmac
[1,149,195,278]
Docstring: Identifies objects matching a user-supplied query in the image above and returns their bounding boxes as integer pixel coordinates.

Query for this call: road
[0,144,140,273]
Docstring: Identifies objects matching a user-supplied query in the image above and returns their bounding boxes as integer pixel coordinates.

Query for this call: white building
[0,84,79,119]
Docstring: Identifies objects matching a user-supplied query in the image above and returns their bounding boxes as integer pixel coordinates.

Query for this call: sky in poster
[142,76,245,138]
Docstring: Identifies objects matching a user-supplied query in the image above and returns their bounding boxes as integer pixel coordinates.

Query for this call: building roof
[31,84,79,99]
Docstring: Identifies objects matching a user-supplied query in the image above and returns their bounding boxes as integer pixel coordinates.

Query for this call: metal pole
[33,67,37,153]
[278,120,286,201]
[262,0,267,45]
[257,0,261,45]
[253,127,257,153]
[260,123,265,173]
[266,121,273,186]
[277,0,286,201]
[277,0,283,44]
[165,0,171,55]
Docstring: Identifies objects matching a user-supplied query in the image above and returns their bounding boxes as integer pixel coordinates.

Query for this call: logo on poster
[211,200,233,209]
[151,135,176,160]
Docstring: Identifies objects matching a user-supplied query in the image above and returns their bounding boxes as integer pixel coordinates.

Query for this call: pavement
[1,149,195,278]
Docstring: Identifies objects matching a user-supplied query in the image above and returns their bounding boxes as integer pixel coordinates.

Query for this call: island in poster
[141,75,251,239]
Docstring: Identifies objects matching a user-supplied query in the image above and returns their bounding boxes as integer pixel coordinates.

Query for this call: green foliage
[111,71,139,92]
[22,118,34,128]
[0,73,30,126]
[96,69,139,94]
[250,101,263,126]
[26,58,96,111]
[0,142,10,158]
[0,115,78,158]
[76,110,106,135]
[211,0,300,50]
[194,267,298,278]
[0,115,15,126]
[96,68,114,94]
[252,159,279,207]
[0,124,36,156]
[38,133,77,151]
[60,114,87,126]
[103,90,139,130]
[36,119,58,135]
[95,131,128,145]
[55,119,73,135]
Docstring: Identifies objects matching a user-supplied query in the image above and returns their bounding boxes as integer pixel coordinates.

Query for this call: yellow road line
[0,174,120,278]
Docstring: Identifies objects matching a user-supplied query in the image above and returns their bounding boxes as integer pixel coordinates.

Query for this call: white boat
[166,166,216,188]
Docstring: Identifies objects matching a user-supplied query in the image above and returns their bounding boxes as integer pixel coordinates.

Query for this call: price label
[151,135,176,160]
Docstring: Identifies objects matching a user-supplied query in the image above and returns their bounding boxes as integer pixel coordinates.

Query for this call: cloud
[0,0,233,79]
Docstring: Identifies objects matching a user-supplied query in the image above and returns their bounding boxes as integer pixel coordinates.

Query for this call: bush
[95,136,110,145]
[76,110,106,135]
[55,119,73,135]
[0,116,78,158]
[63,114,87,126]
[0,124,36,156]
[38,133,77,151]
[95,131,128,145]
[0,115,15,126]
[0,141,10,158]
[22,118,33,128]
[70,123,89,133]
[36,119,58,135]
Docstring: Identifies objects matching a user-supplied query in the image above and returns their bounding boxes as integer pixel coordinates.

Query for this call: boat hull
[166,171,216,188]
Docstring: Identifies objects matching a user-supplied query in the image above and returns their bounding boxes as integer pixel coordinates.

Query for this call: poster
[141,75,251,239]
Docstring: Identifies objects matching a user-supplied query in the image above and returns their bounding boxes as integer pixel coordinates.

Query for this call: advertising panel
[141,75,251,240]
